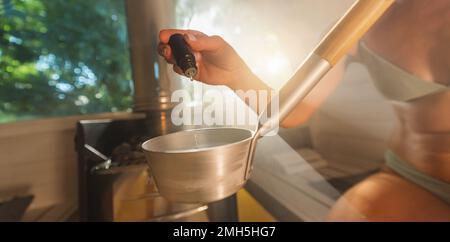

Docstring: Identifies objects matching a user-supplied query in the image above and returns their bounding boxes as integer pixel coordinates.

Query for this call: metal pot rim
[141,127,254,154]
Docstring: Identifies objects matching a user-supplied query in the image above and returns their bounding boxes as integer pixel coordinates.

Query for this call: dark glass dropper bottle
[168,34,198,79]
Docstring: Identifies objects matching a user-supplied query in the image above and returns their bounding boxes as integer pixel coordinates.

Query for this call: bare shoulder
[327,171,450,221]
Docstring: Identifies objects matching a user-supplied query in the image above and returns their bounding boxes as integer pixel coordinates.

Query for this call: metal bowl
[142,128,254,203]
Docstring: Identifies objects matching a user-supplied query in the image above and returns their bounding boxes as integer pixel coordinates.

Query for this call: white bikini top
[355,42,449,102]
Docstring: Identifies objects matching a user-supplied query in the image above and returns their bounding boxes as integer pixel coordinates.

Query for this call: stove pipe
[125,0,178,112]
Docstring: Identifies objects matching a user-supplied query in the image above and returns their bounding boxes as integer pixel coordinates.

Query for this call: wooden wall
[0,112,140,213]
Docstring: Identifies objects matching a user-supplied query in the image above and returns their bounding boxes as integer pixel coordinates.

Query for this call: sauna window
[0,0,132,123]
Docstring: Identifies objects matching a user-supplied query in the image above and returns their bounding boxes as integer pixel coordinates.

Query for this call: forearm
[228,66,270,92]
[227,57,348,128]
[227,68,273,115]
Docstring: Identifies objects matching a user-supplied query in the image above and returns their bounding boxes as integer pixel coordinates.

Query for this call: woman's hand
[158,29,253,89]
[158,29,348,128]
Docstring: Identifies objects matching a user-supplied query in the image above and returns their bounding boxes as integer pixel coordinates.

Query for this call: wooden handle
[314,0,394,66]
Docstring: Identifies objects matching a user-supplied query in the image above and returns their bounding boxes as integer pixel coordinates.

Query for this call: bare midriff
[327,1,450,220]
[363,0,450,184]
[389,91,450,183]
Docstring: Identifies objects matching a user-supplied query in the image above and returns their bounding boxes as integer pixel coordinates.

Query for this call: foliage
[0,0,132,123]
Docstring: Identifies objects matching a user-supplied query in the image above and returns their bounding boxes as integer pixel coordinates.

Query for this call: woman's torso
[327,0,450,221]
[363,0,450,183]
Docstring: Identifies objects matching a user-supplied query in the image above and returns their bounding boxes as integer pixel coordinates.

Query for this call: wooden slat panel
[0,112,144,138]
[0,112,140,211]
[0,130,76,166]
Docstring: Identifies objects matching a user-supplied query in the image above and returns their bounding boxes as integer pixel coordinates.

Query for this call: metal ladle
[142,0,394,203]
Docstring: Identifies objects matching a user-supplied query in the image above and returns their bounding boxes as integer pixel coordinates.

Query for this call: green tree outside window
[0,0,132,123]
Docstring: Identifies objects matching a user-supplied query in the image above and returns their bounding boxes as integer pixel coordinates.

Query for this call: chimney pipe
[125,0,176,111]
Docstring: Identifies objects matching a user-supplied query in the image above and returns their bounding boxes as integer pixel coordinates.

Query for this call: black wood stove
[74,111,238,221]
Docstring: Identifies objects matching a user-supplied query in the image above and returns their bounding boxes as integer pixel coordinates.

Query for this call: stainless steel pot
[142,128,253,203]
[142,0,394,203]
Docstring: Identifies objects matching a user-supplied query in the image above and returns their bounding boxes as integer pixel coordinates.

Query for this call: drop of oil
[194,134,200,149]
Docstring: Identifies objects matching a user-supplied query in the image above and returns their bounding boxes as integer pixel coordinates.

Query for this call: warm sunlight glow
[175,0,354,90]
[266,54,290,75]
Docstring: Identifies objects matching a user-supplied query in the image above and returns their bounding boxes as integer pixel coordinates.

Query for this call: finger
[183,34,224,52]
[172,65,183,76]
[164,50,176,65]
[159,39,204,66]
[158,43,176,64]
[164,46,176,64]
[159,29,206,44]
[189,47,201,60]
[157,43,167,57]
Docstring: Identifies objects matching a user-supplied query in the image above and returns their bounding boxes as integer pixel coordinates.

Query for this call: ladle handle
[314,0,394,66]
[246,0,394,180]
[255,0,394,137]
